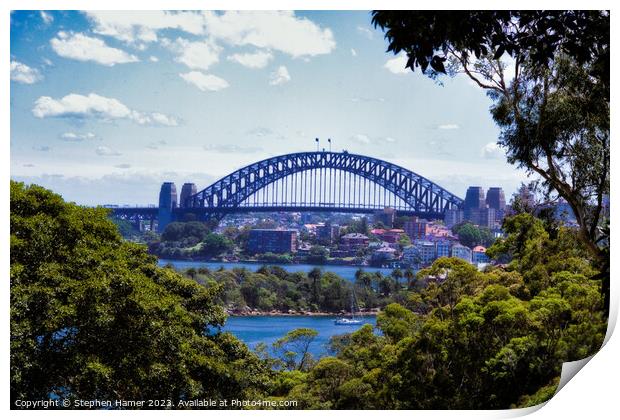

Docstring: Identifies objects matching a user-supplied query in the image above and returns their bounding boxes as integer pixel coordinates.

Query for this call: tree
[371,11,609,91]
[454,223,481,248]
[285,215,605,408]
[372,11,609,310]
[404,268,416,290]
[161,221,210,244]
[10,181,271,404]
[398,233,412,248]
[508,183,539,216]
[200,233,234,258]
[307,267,323,306]
[346,217,369,235]
[273,328,318,371]
[307,245,329,264]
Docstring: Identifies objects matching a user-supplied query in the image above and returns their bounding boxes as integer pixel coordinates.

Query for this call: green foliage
[10,181,272,404]
[273,328,318,371]
[307,245,329,264]
[454,223,481,248]
[199,232,234,258]
[111,218,140,238]
[397,233,411,248]
[345,217,369,235]
[192,265,406,315]
[452,222,494,248]
[372,10,609,312]
[276,211,605,409]
[371,11,608,92]
[161,221,210,245]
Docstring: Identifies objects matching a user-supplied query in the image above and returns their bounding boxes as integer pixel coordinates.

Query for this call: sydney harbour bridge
[110,151,464,232]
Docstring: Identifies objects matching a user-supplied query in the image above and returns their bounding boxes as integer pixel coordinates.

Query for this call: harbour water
[158,259,398,282]
[221,315,377,358]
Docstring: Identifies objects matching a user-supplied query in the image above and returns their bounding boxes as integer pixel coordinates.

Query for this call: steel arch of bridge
[187,151,463,219]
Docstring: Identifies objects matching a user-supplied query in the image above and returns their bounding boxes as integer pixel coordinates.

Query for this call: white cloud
[246,127,273,137]
[85,11,335,58]
[204,144,262,154]
[357,25,374,39]
[164,37,220,70]
[32,93,178,126]
[384,54,409,75]
[10,60,42,84]
[84,11,206,44]
[227,50,273,69]
[96,146,121,156]
[50,32,139,66]
[114,163,132,169]
[180,71,229,92]
[437,124,460,130]
[42,58,53,66]
[350,96,386,103]
[60,132,96,141]
[269,66,290,86]
[149,55,159,62]
[351,48,357,57]
[147,140,167,150]
[350,134,371,145]
[347,134,396,145]
[202,11,335,58]
[481,142,505,160]
[40,11,54,25]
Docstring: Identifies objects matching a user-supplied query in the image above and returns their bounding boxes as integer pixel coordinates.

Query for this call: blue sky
[10,10,529,205]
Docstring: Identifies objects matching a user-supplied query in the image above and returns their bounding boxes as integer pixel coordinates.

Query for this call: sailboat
[334,288,362,325]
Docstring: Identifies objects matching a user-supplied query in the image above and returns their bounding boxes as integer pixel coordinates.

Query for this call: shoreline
[226,310,380,317]
[158,257,399,270]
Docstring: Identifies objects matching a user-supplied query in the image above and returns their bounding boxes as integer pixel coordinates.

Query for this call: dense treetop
[10,181,271,404]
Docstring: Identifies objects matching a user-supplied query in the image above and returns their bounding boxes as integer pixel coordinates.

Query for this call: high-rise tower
[486,187,506,221]
[463,186,485,222]
[158,182,177,232]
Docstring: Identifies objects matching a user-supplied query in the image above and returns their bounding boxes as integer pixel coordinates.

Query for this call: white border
[3,1,618,419]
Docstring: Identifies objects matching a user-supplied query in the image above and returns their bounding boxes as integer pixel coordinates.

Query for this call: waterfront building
[369,241,393,250]
[472,245,490,264]
[370,228,405,244]
[435,239,451,258]
[402,245,422,269]
[403,217,428,240]
[247,229,297,254]
[425,223,452,238]
[316,223,340,244]
[371,246,397,263]
[451,243,473,263]
[413,239,436,266]
[340,233,369,252]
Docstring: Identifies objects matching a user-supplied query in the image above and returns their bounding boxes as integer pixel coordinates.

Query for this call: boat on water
[334,288,362,325]
[334,317,362,325]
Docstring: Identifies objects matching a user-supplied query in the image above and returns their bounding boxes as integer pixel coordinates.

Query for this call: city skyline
[10,10,531,205]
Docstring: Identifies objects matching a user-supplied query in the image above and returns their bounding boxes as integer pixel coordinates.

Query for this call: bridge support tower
[158,182,177,233]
